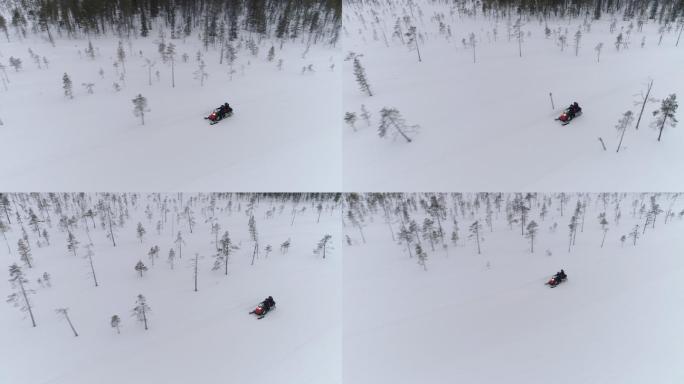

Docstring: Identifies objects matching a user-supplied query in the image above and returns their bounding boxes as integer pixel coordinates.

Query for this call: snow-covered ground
[343,193,684,384]
[0,193,341,384]
[343,1,684,191]
[0,35,341,191]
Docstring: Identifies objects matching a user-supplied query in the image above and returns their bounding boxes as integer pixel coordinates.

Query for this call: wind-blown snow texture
[343,1,684,191]
[0,37,340,191]
[0,193,341,384]
[344,193,684,384]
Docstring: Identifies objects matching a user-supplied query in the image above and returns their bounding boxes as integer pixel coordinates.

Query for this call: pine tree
[134,260,147,277]
[652,94,678,141]
[415,243,428,271]
[344,112,357,131]
[132,94,149,125]
[574,29,582,56]
[378,108,419,143]
[166,43,176,88]
[111,315,121,334]
[85,244,98,287]
[66,231,79,257]
[175,232,184,259]
[405,26,421,62]
[17,239,32,268]
[213,231,236,275]
[248,216,259,265]
[629,225,640,246]
[525,220,538,253]
[468,221,482,254]
[167,248,176,269]
[351,55,372,96]
[117,41,126,74]
[136,222,146,243]
[62,73,73,99]
[615,110,634,153]
[7,263,36,327]
[131,294,150,330]
[8,57,21,71]
[267,46,275,62]
[314,235,332,259]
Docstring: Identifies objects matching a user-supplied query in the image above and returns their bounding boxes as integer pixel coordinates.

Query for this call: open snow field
[344,193,684,384]
[343,1,684,191]
[0,36,341,191]
[0,193,341,384]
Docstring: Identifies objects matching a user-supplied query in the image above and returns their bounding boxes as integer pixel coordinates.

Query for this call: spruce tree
[62,73,73,99]
[652,94,678,141]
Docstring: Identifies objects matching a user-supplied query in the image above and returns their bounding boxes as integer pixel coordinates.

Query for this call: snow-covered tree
[378,107,419,143]
[110,315,121,334]
[134,260,147,277]
[132,94,149,125]
[82,82,95,94]
[595,42,604,62]
[131,294,150,330]
[415,243,428,271]
[314,234,332,259]
[8,57,21,71]
[167,248,176,269]
[17,239,32,268]
[7,263,36,327]
[350,55,372,96]
[66,231,79,257]
[652,94,678,142]
[136,222,146,243]
[405,26,422,62]
[344,112,357,131]
[468,221,482,254]
[615,110,634,153]
[84,244,98,287]
[525,220,538,253]
[62,73,73,99]
[166,43,176,88]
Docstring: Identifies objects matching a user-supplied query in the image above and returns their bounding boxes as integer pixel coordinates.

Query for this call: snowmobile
[204,105,234,125]
[249,297,276,320]
[556,104,582,126]
[545,271,568,288]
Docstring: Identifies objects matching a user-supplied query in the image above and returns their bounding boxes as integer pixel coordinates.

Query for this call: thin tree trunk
[616,128,626,152]
[657,115,667,141]
[142,307,148,330]
[65,313,78,337]
[171,59,175,88]
[194,254,198,292]
[635,80,653,130]
[601,230,607,247]
[19,279,36,327]
[88,254,98,287]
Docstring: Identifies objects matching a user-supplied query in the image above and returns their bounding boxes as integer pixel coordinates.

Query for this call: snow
[0,36,341,191]
[0,194,341,384]
[343,193,684,384]
[343,1,684,191]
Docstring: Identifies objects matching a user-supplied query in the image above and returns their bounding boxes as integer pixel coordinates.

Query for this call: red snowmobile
[546,270,568,288]
[556,103,582,125]
[249,296,276,319]
[204,103,234,125]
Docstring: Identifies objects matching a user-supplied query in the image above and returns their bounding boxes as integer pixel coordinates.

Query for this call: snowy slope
[0,36,341,191]
[0,193,341,384]
[344,193,684,384]
[343,1,684,191]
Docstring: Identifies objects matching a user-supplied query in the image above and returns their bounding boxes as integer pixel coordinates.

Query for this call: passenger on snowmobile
[548,269,567,286]
[250,296,276,318]
[558,102,582,123]
[205,102,234,123]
